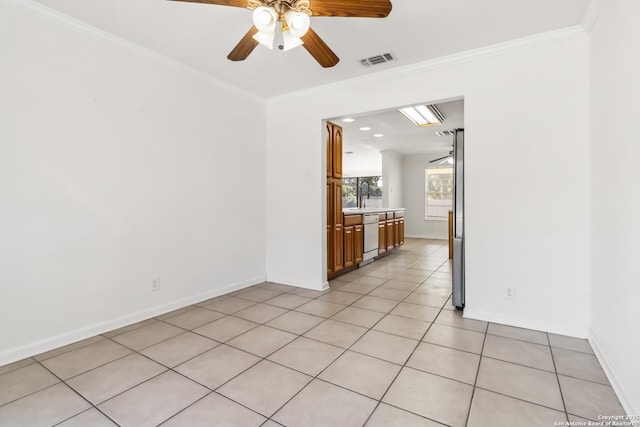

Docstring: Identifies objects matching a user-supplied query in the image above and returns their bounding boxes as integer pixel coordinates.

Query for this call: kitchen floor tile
[0,383,90,427]
[259,282,297,292]
[57,408,118,427]
[218,360,311,417]
[287,287,330,298]
[174,344,260,389]
[273,379,377,427]
[232,303,288,324]
[558,375,624,421]
[423,323,486,354]
[382,367,473,427]
[162,307,225,330]
[337,282,379,295]
[476,357,564,411]
[487,323,549,345]
[330,306,386,328]
[368,287,412,301]
[351,276,388,287]
[162,392,266,427]
[265,310,325,335]
[67,353,166,404]
[317,290,363,305]
[352,295,399,313]
[483,334,555,372]
[41,339,132,379]
[102,319,158,339]
[193,316,258,342]
[236,287,283,302]
[403,292,449,308]
[203,297,257,314]
[303,319,367,348]
[351,330,418,365]
[97,371,208,427]
[140,332,218,367]
[0,358,35,376]
[435,310,487,333]
[295,300,346,317]
[268,337,343,376]
[548,334,594,354]
[390,302,440,322]
[467,388,566,427]
[373,314,430,340]
[319,351,401,399]
[110,322,184,351]
[407,342,480,384]
[33,336,106,361]
[263,293,312,309]
[365,403,443,427]
[0,363,59,406]
[552,348,608,384]
[378,279,419,292]
[227,325,296,357]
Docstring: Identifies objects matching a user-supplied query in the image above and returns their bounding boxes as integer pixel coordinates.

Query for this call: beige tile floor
[0,239,626,427]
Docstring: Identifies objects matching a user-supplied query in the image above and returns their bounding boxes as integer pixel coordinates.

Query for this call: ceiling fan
[169,0,393,68]
[430,149,454,165]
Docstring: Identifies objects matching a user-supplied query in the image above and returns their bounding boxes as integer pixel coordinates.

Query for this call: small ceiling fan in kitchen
[430,148,454,165]
[169,0,393,67]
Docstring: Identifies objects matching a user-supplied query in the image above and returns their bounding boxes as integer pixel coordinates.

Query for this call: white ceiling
[334,99,464,177]
[33,0,590,98]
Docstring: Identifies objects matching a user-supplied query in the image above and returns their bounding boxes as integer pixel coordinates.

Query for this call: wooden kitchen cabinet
[378,220,386,255]
[354,224,364,263]
[398,219,405,245]
[386,219,395,251]
[344,225,354,267]
[327,122,344,277]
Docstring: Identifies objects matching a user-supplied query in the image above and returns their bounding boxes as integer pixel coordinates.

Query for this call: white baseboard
[589,332,639,423]
[0,276,265,367]
[405,234,448,240]
[463,308,590,338]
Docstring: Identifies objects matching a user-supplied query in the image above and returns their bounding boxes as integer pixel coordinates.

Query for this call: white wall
[403,154,449,239]
[0,1,266,364]
[589,0,640,415]
[266,29,591,336]
[381,150,403,208]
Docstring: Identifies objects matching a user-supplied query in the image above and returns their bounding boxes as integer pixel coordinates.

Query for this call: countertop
[343,208,405,215]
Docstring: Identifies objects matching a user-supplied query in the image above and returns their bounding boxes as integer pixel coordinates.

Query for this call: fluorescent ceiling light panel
[399,105,444,127]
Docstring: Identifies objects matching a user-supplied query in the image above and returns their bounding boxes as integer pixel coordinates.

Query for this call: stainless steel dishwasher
[360,214,379,266]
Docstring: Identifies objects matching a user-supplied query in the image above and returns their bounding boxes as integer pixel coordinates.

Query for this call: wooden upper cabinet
[332,125,343,179]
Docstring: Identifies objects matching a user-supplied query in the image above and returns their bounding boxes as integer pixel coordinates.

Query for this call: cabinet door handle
[345,230,352,234]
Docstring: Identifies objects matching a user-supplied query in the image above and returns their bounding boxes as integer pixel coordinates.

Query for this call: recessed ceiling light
[359,127,371,131]
[344,151,354,155]
[342,118,355,123]
[373,134,384,138]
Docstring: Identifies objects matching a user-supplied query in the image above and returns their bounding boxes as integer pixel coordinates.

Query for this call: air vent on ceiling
[360,52,396,67]
[435,130,455,136]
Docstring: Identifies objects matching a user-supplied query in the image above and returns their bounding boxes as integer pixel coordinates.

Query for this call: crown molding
[582,0,606,33]
[2,0,264,103]
[268,25,588,102]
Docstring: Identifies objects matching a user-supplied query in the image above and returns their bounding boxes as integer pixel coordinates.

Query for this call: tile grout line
[548,332,571,422]
[463,321,489,427]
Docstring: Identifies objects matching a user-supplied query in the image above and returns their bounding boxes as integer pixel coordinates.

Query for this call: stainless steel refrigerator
[452,128,465,309]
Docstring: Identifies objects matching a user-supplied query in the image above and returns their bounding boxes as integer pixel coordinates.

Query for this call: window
[343,176,383,208]
[425,167,453,219]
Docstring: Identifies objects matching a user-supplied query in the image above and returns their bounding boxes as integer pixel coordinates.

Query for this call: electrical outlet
[151,277,160,292]
[505,286,515,300]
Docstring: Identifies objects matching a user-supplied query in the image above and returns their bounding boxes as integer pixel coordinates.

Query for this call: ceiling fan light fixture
[447,157,454,165]
[253,30,275,49]
[285,11,310,38]
[253,6,277,32]
[281,27,304,51]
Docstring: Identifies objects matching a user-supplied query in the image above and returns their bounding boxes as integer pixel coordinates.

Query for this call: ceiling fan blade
[301,28,339,68]
[168,0,249,8]
[429,155,449,164]
[227,26,259,61]
[309,0,392,17]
